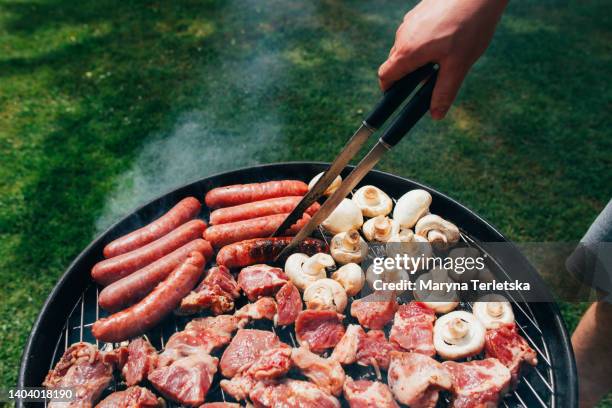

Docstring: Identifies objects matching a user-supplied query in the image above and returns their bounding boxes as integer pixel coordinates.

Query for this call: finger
[430,61,469,120]
[378,48,429,91]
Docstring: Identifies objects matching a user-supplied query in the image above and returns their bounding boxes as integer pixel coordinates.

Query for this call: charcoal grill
[18,162,577,407]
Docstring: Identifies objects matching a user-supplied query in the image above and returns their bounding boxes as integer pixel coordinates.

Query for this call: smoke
[95,44,288,232]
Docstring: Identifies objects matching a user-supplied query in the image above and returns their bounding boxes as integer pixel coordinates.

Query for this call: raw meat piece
[249,379,341,408]
[389,301,436,356]
[356,330,400,371]
[484,323,537,385]
[295,310,345,353]
[291,345,346,396]
[238,264,288,301]
[331,324,365,365]
[96,386,161,408]
[235,297,277,323]
[275,281,302,325]
[388,351,452,408]
[350,293,397,330]
[443,358,512,408]
[179,266,240,315]
[343,377,399,408]
[122,337,158,386]
[220,329,280,378]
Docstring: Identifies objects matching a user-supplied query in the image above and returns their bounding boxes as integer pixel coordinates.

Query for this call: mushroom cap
[393,189,432,228]
[386,233,432,272]
[473,294,515,329]
[322,198,364,234]
[434,311,485,360]
[447,247,481,282]
[415,214,460,245]
[332,263,365,297]
[366,263,410,292]
[303,278,348,313]
[285,253,328,291]
[362,216,399,242]
[308,172,342,196]
[352,185,393,217]
[330,230,368,265]
[413,268,459,313]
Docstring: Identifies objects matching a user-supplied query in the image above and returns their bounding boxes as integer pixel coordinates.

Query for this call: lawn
[0,0,610,405]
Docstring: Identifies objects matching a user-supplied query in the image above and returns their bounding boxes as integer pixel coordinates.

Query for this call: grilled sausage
[209,196,320,225]
[92,251,205,342]
[92,220,207,286]
[216,237,328,268]
[103,197,202,258]
[204,213,310,248]
[98,239,212,312]
[205,180,308,208]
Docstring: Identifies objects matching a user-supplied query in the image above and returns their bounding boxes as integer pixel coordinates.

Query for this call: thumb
[378,50,429,91]
[430,61,469,120]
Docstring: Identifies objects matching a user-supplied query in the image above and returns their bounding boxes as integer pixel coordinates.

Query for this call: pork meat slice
[443,358,512,408]
[275,281,302,326]
[343,377,399,408]
[356,330,400,371]
[179,266,240,315]
[43,342,117,408]
[291,345,346,396]
[295,309,345,353]
[220,329,281,378]
[249,379,341,408]
[389,301,436,356]
[484,323,538,385]
[122,337,158,386]
[331,324,365,365]
[234,297,277,323]
[238,264,288,301]
[350,293,398,330]
[387,351,452,408]
[148,353,218,407]
[95,386,161,408]
[199,403,242,408]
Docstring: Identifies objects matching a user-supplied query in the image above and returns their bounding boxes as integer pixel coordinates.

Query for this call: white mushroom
[433,311,486,360]
[415,214,460,245]
[285,253,335,291]
[330,230,368,265]
[308,172,342,196]
[386,231,432,272]
[352,185,393,217]
[447,247,481,282]
[413,268,459,314]
[332,263,365,297]
[366,263,410,292]
[362,215,399,242]
[321,198,364,234]
[473,294,515,329]
[303,278,348,313]
[393,189,432,228]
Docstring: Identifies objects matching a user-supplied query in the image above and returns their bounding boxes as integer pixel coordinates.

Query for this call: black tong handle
[380,68,438,147]
[365,63,436,129]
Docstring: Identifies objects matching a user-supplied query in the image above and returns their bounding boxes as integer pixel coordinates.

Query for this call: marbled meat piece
[356,330,400,371]
[443,359,512,408]
[220,329,281,378]
[350,293,398,330]
[249,379,341,408]
[331,324,365,365]
[291,345,346,396]
[275,281,302,325]
[238,264,288,301]
[122,337,158,386]
[96,386,161,408]
[484,323,538,385]
[343,377,399,408]
[389,301,436,356]
[295,309,345,353]
[179,265,240,315]
[234,297,277,323]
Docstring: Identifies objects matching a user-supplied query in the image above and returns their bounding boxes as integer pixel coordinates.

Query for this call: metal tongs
[273,63,439,260]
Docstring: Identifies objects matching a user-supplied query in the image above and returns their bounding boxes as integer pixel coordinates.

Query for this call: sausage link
[98,239,212,312]
[216,237,328,268]
[103,197,201,258]
[92,220,207,286]
[92,251,205,342]
[204,213,310,248]
[205,180,308,208]
[209,196,320,225]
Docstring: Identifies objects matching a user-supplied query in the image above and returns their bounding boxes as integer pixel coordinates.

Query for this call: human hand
[378,0,508,119]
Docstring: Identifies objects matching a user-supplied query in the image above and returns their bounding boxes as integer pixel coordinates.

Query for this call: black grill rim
[17,161,578,408]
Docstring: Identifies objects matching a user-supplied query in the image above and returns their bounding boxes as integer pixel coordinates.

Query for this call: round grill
[18,162,577,408]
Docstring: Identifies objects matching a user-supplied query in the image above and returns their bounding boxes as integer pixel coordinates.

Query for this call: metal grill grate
[46,205,556,408]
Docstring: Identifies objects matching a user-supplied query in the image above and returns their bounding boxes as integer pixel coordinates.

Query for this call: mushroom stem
[303,253,335,275]
[341,230,361,252]
[487,302,504,317]
[444,318,468,344]
[363,187,380,204]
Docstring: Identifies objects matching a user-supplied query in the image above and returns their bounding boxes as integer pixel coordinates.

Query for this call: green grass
[0,0,610,405]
